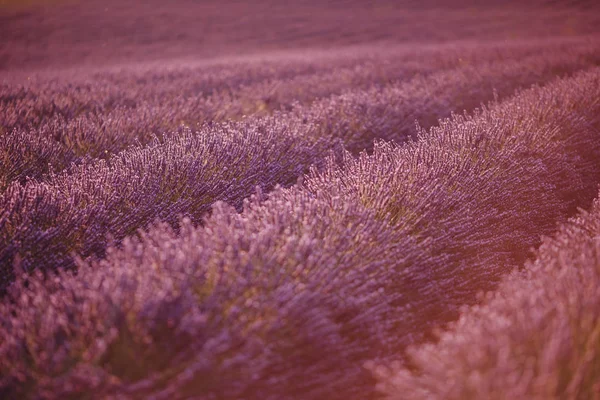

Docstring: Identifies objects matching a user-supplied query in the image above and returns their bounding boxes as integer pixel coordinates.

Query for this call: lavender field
[2,1,600,399]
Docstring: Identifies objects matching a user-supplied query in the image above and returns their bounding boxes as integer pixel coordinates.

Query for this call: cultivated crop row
[2,46,599,284]
[2,37,598,189]
[2,67,600,399]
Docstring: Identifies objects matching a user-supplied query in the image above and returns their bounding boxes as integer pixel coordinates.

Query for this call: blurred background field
[2,0,600,72]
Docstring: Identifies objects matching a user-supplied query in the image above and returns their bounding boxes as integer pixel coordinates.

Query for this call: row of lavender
[2,67,600,399]
[2,37,598,190]
[2,40,600,287]
[2,41,477,183]
[376,175,600,399]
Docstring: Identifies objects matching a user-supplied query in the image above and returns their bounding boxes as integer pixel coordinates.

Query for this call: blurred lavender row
[2,40,599,285]
[2,67,600,399]
[2,37,598,189]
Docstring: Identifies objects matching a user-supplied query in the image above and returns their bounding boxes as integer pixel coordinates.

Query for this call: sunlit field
[2,1,600,399]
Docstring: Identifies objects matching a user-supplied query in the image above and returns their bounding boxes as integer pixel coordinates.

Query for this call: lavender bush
[302,47,600,154]
[0,119,336,285]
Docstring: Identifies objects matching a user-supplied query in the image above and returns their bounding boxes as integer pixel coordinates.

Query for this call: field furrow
[374,193,600,400]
